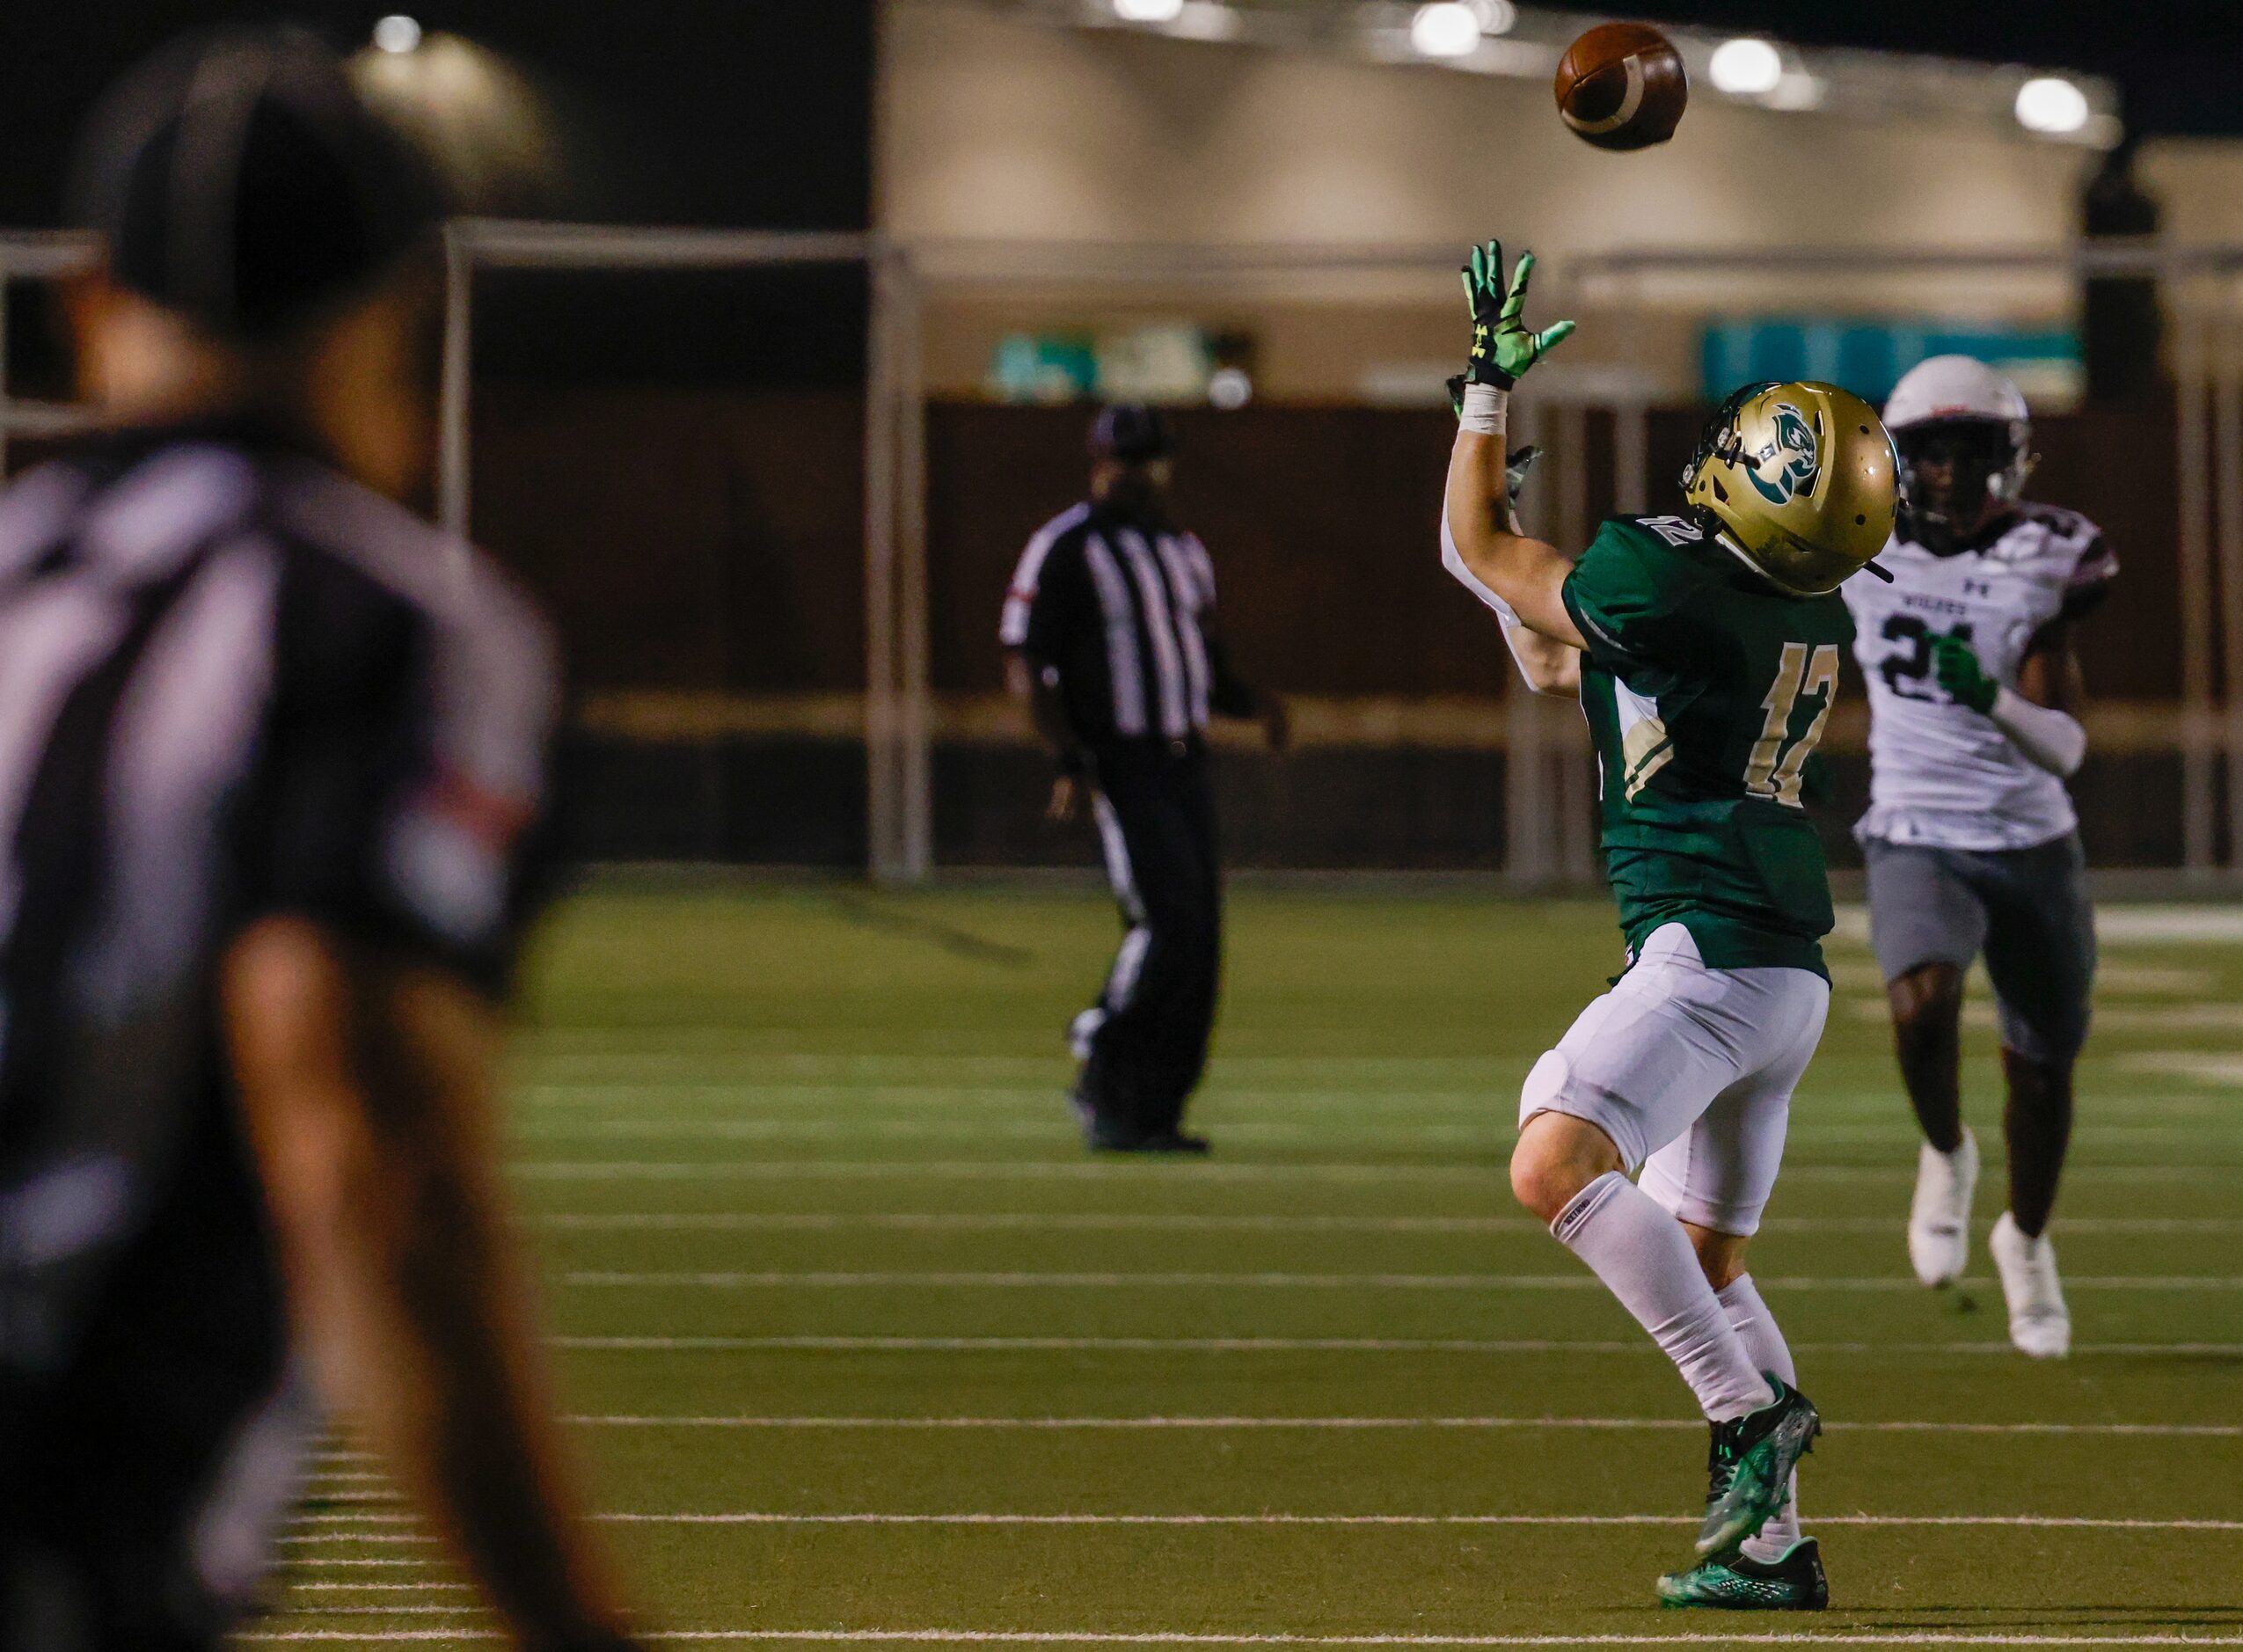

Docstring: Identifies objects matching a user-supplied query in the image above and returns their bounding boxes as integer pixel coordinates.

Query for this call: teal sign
[1701,320,2079,406]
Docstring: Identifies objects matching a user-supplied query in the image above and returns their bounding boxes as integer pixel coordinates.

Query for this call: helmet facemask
[1896,418,2028,552]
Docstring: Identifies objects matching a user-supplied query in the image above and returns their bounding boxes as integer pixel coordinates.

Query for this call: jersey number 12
[1744,642,1841,807]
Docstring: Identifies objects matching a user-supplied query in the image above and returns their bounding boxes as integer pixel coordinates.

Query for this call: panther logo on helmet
[1747,403,1821,506]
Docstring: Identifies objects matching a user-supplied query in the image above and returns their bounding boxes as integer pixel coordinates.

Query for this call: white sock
[1553,1173,1774,1422]
[1721,1273,1803,1561]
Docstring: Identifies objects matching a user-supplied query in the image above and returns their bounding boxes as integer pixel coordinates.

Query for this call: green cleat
[1658,1538,1829,1611]
[1696,1374,1822,1557]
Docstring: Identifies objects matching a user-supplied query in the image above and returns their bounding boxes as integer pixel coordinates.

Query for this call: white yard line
[548,1334,2243,1356]
[511,1161,2232,1183]
[273,1606,477,1617]
[510,1120,2207,1148]
[530,1213,2243,1235]
[555,1270,2243,1291]
[515,1122,1506,1145]
[514,1161,1509,1183]
[233,1630,2243,1647]
[1837,902,2243,944]
[578,1512,2243,1531]
[557,1414,2243,1437]
[2125,1053,2243,1086]
[287,1583,473,1591]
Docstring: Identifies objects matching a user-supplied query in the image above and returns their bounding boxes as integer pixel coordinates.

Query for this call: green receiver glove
[1930,633,1998,714]
[1461,239,1575,389]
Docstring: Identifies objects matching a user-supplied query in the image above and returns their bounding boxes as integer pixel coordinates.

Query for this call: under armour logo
[1962,579,1991,597]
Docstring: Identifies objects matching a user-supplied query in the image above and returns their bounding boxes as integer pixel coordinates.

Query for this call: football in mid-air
[1554,23,1688,151]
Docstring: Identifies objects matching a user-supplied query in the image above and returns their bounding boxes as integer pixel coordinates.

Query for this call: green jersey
[1560,514,1854,977]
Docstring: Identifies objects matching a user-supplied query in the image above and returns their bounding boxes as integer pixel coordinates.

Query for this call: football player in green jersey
[1438,240,1899,1611]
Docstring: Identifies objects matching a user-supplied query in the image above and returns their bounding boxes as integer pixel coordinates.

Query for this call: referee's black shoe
[1069,1075,1209,1154]
[1088,1122,1210,1155]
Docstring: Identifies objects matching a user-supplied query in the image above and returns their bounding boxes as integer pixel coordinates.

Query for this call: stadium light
[372,14,423,54]
[1707,37,1783,96]
[1110,0,1185,22]
[1208,367,1253,410]
[2014,76,2091,135]
[1409,2,1482,60]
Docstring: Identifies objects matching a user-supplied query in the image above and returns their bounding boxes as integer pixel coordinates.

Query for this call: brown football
[1554,22,1688,151]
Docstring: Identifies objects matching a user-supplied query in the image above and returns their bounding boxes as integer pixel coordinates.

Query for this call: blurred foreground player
[0,32,639,1650]
[1847,356,2115,1357]
[1441,241,1900,1609]
[1001,406,1286,1153]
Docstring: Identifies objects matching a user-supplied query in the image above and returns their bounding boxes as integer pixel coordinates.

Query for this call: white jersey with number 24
[1843,503,2115,852]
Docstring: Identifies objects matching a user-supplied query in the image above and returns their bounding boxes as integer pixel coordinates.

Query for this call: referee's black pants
[1071,737,1222,1137]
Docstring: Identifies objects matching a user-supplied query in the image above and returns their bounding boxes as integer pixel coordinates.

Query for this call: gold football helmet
[1681,381,1899,597]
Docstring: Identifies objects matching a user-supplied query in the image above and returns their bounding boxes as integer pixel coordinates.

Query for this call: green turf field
[254,886,2243,1648]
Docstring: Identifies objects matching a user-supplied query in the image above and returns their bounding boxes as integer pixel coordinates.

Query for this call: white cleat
[1989,1210,2071,1359]
[1907,1129,1978,1288]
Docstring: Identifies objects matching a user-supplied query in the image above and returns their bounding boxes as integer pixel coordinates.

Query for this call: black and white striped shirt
[1000,498,1220,745]
[0,424,557,1398]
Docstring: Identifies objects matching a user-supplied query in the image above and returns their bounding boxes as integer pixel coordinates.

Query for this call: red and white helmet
[1883,355,2033,510]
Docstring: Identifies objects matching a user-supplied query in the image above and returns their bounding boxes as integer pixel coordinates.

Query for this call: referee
[0,32,639,1649]
[1001,405,1287,1154]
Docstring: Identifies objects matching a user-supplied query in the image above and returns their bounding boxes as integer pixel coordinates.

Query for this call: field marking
[581,1512,2243,1531]
[512,1119,2211,1150]
[272,1606,474,1617]
[555,1269,2243,1292]
[277,1560,436,1570]
[516,1121,1503,1146]
[515,1049,1535,1070]
[551,1334,2243,1356]
[234,1631,2243,1647]
[559,1414,2243,1437]
[1836,901,2243,945]
[287,1583,473,1591]
[531,1212,2243,1235]
[1845,1000,2243,1034]
[513,1160,2237,1184]
[2126,1053,2243,1087]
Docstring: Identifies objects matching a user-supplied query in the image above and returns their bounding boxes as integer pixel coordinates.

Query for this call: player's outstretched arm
[225,919,641,1652]
[1441,496,1579,696]
[1440,240,1588,660]
[1932,632,2086,778]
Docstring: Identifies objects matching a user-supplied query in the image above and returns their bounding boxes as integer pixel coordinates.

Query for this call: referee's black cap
[69,27,444,342]
[1089,403,1173,466]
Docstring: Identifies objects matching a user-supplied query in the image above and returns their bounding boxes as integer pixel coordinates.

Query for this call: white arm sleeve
[1442,503,1550,691]
[1991,686,2087,779]
[1441,503,1520,626]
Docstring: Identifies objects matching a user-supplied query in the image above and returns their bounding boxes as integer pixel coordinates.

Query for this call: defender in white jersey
[1843,356,2116,1357]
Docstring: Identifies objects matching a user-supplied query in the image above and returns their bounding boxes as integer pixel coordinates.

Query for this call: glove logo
[1747,403,1822,507]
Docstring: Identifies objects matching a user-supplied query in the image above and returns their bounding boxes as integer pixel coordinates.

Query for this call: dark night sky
[0,2,879,385]
[0,0,875,229]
